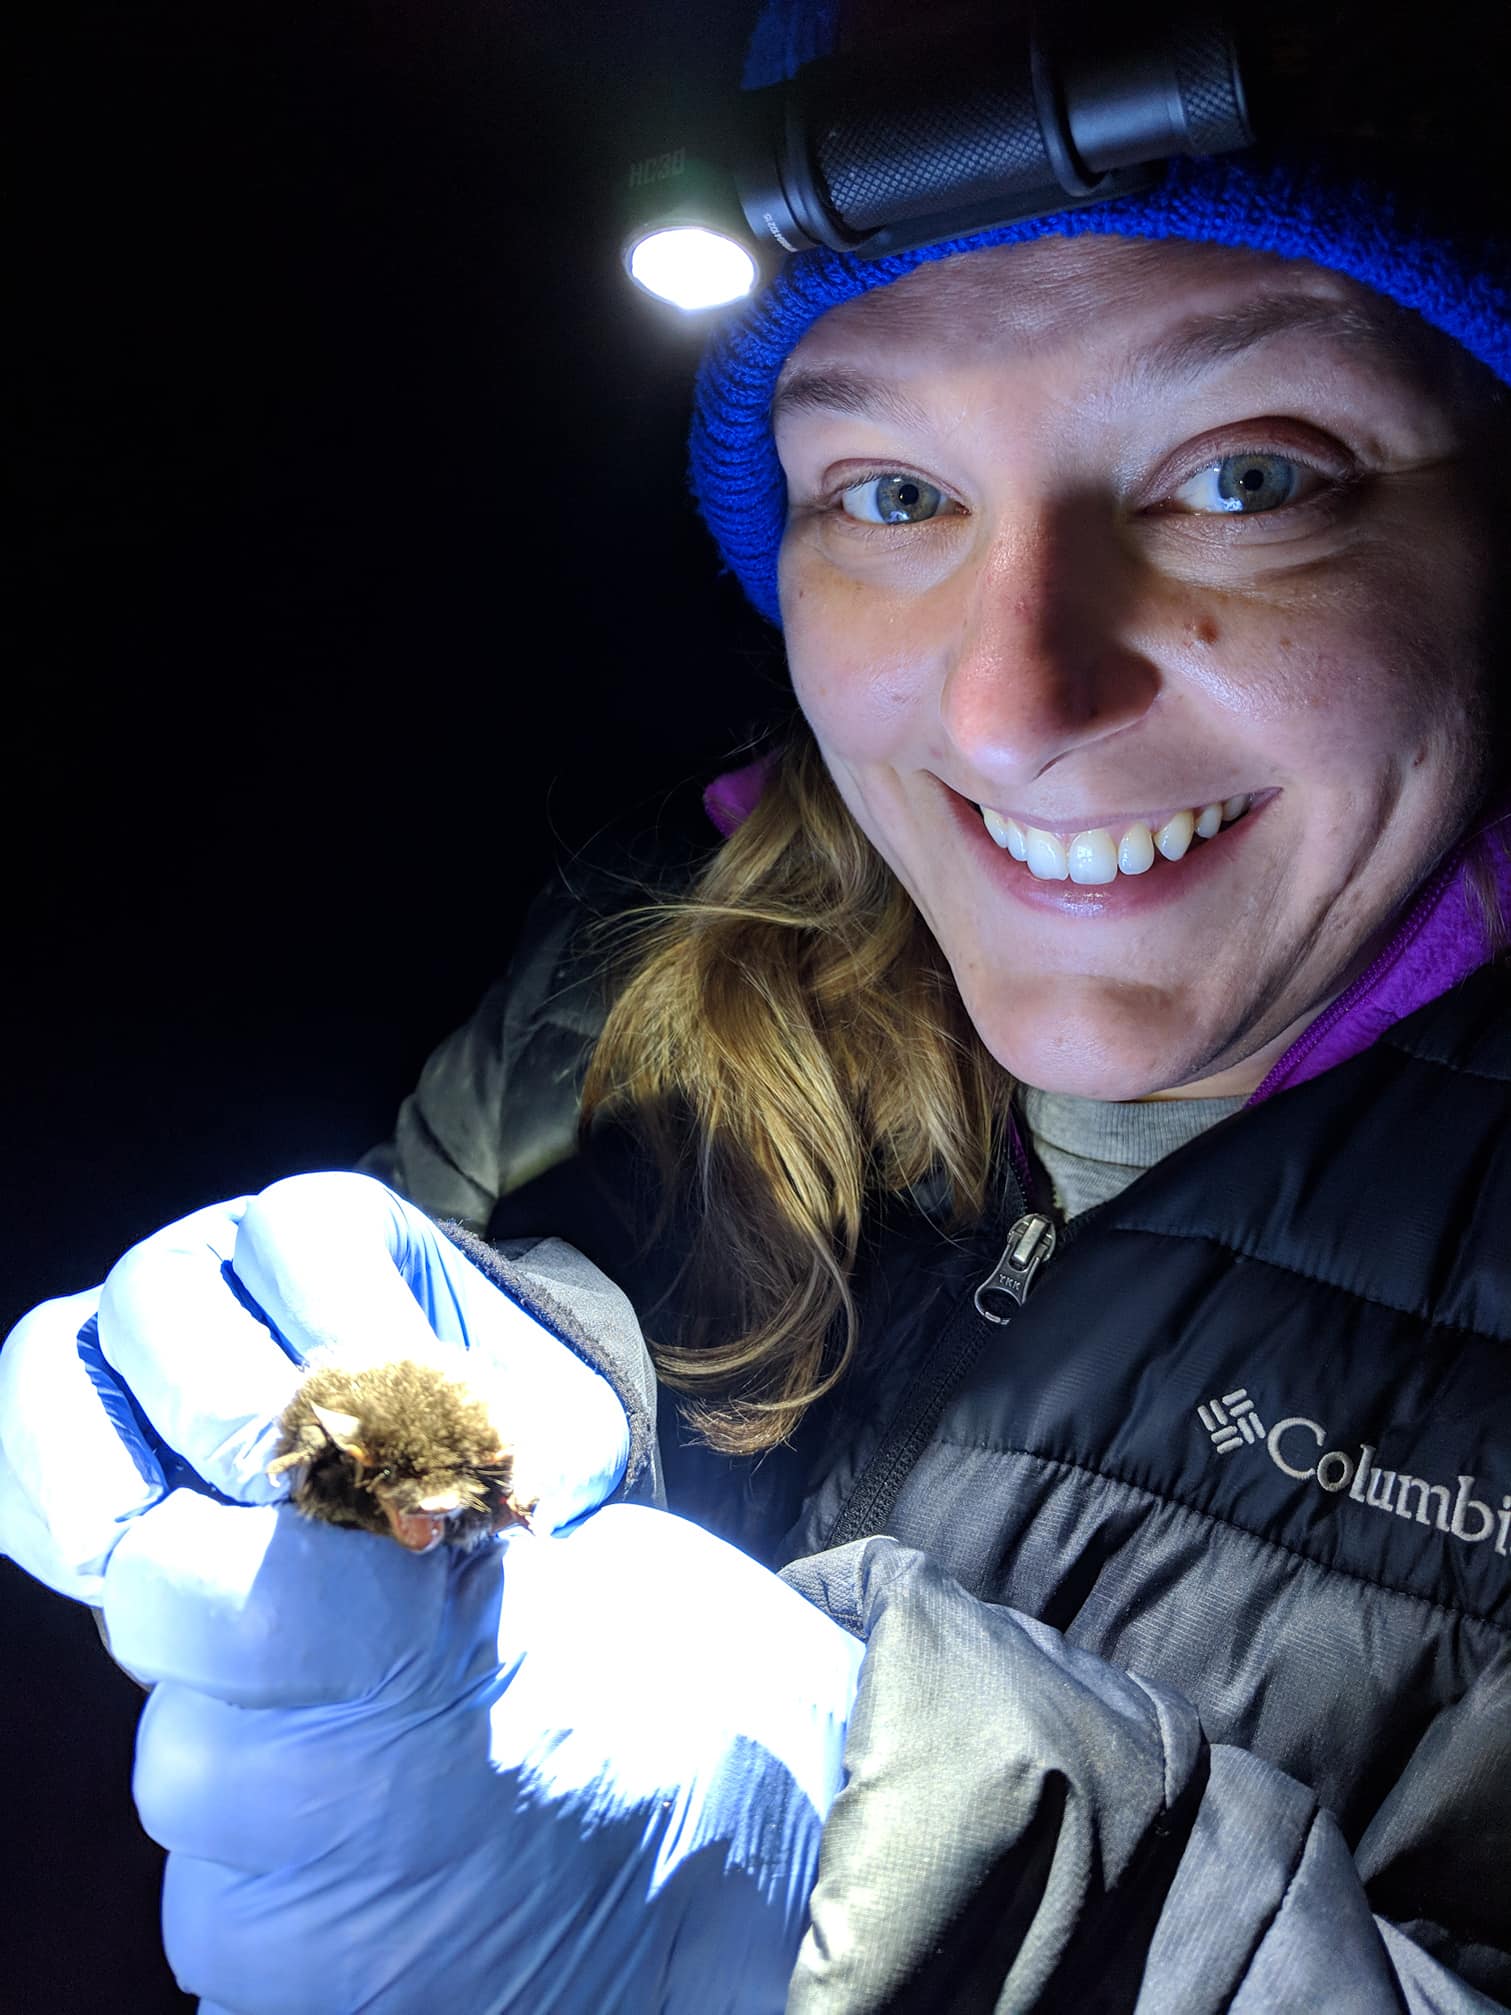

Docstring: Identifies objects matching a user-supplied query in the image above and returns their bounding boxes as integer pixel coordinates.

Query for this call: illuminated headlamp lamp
[622,151,763,312]
[621,7,1254,311]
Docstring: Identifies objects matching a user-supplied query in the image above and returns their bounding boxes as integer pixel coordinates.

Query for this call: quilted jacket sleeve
[781,1538,1508,2014]
[355,789,717,1231]
[354,872,608,1230]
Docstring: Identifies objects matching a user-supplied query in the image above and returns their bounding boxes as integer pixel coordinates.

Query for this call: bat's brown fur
[267,1360,536,1551]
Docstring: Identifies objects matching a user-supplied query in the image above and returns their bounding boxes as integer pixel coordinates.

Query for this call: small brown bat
[266,1359,537,1553]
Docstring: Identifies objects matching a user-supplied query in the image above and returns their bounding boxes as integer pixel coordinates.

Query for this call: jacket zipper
[825,1190,1057,1549]
[973,1211,1057,1323]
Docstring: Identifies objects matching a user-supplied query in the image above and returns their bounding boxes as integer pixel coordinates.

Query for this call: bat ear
[310,1401,367,1462]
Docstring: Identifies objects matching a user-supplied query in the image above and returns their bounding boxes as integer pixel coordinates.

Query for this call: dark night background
[6,3,778,2004]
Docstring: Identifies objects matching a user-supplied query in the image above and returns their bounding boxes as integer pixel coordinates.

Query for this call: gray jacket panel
[781,1537,1497,2014]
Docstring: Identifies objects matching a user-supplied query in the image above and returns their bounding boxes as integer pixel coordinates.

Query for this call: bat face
[266,1360,536,1552]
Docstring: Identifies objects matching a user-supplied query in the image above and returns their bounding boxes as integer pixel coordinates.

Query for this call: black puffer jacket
[361,793,1511,2011]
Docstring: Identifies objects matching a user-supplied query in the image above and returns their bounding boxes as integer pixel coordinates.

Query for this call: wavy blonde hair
[578,716,1013,1455]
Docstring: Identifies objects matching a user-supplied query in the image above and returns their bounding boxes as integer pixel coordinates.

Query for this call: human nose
[939,493,1160,782]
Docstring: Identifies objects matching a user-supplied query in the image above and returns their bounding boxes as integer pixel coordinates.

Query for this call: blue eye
[1171,452,1310,515]
[839,473,953,524]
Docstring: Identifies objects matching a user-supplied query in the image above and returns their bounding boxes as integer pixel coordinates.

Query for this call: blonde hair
[1464,804,1511,959]
[578,716,1013,1455]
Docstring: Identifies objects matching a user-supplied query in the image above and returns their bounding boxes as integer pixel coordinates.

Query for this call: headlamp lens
[627,226,758,310]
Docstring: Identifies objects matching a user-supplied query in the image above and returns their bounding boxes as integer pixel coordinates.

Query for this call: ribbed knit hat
[689,2,1511,626]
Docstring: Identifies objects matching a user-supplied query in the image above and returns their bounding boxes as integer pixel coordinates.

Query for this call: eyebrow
[1126,293,1427,393]
[771,368,935,432]
[769,293,1429,429]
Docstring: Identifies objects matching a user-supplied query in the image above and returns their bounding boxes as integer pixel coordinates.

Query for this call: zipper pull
[973,1212,1056,1325]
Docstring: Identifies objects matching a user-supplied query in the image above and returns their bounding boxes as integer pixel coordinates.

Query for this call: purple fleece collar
[702,763,1511,1107]
[1245,795,1511,1105]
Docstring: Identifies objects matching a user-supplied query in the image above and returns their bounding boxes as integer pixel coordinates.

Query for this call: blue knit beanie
[689,1,1511,627]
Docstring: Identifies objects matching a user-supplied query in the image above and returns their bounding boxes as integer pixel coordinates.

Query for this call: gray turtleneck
[1017,1083,1248,1220]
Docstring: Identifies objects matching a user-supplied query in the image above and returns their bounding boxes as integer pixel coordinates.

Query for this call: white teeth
[1154,809,1195,861]
[979,795,1255,881]
[1117,822,1155,875]
[981,806,1028,859]
[1024,828,1069,880]
[1066,828,1117,885]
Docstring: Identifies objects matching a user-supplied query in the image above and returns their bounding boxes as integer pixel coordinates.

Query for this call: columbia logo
[1197,1388,1266,1454]
[1194,1383,1511,1561]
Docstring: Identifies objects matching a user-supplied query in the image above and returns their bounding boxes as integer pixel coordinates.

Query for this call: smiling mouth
[973,794,1259,883]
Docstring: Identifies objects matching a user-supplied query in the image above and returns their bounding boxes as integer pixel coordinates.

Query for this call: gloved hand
[0,1173,862,2010]
[0,1172,635,1605]
[116,1496,862,2013]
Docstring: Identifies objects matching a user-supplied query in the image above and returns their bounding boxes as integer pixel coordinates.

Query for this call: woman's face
[775,236,1502,1099]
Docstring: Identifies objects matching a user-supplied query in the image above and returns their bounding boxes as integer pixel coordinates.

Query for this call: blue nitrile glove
[0,1172,635,1606]
[0,1173,862,2009]
[111,1496,861,2014]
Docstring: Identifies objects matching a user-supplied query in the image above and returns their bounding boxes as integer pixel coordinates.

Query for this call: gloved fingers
[97,1179,510,1509]
[162,1835,567,2015]
[99,1196,307,1502]
[135,1599,520,1878]
[161,1847,537,2015]
[162,1854,365,2015]
[237,1174,631,1530]
[231,1174,473,1371]
[134,1681,399,1871]
[0,1287,168,1602]
[101,1486,448,1707]
[153,1714,815,2015]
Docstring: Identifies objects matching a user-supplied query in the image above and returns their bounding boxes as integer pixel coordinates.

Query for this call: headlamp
[621,6,1254,311]
[627,228,759,313]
